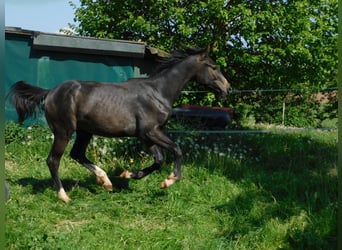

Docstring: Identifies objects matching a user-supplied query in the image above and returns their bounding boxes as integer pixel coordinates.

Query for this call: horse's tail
[7,81,50,123]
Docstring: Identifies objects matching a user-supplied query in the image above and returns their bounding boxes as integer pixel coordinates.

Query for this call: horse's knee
[46,155,56,169]
[174,145,182,159]
[155,153,164,166]
[150,145,163,164]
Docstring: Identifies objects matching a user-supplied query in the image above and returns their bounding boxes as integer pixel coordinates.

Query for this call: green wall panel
[5,34,137,122]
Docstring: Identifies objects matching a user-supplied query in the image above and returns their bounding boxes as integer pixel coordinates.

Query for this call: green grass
[5,122,337,249]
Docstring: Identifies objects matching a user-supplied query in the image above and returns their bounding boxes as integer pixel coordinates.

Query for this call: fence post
[282,101,286,126]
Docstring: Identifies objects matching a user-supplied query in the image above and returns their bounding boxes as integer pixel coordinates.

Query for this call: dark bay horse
[8,48,231,202]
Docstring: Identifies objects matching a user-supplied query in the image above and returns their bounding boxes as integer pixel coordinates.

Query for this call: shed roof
[5,27,154,58]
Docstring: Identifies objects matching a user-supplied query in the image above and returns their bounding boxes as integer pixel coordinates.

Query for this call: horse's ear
[198,46,210,61]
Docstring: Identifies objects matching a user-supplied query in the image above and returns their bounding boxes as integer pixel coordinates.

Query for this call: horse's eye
[206,63,217,70]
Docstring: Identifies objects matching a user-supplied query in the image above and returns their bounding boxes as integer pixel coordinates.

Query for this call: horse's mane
[155,48,206,74]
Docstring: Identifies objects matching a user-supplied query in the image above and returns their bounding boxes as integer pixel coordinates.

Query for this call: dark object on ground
[172,105,234,129]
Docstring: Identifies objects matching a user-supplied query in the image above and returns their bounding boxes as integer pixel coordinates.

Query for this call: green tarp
[5,31,148,123]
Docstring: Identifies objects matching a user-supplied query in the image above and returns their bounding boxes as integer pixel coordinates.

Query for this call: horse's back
[44,80,140,136]
[44,79,171,137]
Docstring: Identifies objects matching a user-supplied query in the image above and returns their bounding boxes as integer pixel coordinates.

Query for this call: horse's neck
[155,58,198,104]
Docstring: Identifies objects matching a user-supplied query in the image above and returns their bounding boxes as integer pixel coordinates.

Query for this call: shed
[5,27,165,122]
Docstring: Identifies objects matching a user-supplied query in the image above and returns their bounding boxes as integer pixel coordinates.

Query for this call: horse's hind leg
[47,134,71,203]
[70,130,113,191]
[120,144,163,179]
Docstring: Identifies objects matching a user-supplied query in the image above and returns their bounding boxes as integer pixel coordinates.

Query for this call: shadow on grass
[12,168,132,196]
[200,132,338,249]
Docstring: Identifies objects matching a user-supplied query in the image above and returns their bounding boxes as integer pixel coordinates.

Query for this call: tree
[69,0,337,126]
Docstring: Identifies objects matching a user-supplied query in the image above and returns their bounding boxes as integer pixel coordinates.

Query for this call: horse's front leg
[120,144,164,179]
[120,129,182,188]
[146,129,182,188]
[160,144,182,188]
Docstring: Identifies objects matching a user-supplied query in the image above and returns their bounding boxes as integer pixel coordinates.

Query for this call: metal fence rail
[181,87,338,94]
[167,127,337,135]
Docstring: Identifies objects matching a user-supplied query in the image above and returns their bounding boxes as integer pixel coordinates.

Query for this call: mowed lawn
[5,123,337,249]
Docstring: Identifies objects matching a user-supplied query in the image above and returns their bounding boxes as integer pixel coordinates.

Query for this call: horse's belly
[77,113,137,137]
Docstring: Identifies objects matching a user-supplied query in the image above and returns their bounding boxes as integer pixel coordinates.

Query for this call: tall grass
[5,122,337,249]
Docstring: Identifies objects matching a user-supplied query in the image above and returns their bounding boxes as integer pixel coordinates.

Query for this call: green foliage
[4,121,26,144]
[5,123,337,249]
[69,0,337,127]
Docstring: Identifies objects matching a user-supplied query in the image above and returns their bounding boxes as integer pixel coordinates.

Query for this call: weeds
[5,122,337,249]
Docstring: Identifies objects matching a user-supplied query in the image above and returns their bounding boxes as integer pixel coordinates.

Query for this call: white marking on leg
[84,164,113,191]
[94,166,113,191]
[160,173,179,188]
[120,170,133,179]
[58,188,71,203]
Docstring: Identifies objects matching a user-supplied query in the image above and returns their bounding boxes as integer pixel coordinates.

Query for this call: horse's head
[194,51,231,98]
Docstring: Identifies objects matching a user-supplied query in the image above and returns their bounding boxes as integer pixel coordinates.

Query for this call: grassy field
[5,122,337,249]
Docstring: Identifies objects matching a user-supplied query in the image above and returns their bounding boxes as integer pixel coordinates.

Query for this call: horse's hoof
[58,189,71,203]
[62,196,71,203]
[104,183,113,192]
[160,173,178,188]
[160,179,175,188]
[120,170,133,179]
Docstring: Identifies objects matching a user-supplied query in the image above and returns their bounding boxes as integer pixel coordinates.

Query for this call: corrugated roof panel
[32,32,146,58]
